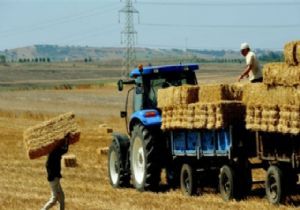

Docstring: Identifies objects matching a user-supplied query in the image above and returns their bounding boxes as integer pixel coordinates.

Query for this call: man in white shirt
[238,42,263,83]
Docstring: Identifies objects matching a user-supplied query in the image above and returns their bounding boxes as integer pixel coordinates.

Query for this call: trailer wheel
[265,165,285,204]
[180,164,197,196]
[219,165,238,201]
[108,139,130,188]
[130,124,161,191]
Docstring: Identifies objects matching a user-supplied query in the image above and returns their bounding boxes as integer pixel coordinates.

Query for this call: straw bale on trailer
[180,85,199,105]
[263,63,300,87]
[243,83,300,106]
[278,105,300,135]
[245,103,280,132]
[23,112,80,160]
[284,41,299,66]
[157,85,199,108]
[199,83,244,102]
[157,87,175,108]
[297,42,300,65]
[194,101,245,129]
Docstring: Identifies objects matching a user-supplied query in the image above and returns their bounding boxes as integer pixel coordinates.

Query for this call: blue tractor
[108,64,255,200]
[108,64,198,191]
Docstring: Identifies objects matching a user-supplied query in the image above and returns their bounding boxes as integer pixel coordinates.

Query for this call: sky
[0,0,299,51]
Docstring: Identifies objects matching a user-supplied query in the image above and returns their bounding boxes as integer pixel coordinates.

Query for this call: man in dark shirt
[41,138,69,210]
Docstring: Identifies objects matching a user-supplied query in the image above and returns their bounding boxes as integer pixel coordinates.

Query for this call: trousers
[41,177,65,210]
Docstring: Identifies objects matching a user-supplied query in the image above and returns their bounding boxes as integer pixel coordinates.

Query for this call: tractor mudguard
[129,109,161,131]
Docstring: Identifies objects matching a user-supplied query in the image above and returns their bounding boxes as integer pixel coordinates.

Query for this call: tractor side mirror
[117,80,123,91]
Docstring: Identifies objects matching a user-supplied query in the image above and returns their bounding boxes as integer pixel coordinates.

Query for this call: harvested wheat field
[0,83,299,209]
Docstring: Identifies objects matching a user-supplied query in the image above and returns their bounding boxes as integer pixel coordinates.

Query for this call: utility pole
[119,0,139,78]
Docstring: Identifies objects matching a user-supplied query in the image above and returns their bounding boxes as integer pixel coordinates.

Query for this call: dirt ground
[0,63,299,210]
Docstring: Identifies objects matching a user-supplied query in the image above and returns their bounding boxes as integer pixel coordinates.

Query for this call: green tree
[0,55,6,64]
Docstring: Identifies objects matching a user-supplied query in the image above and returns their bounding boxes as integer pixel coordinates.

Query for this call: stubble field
[0,62,298,210]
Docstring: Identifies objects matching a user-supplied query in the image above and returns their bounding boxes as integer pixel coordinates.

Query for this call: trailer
[256,132,300,204]
[107,63,299,205]
[165,125,256,200]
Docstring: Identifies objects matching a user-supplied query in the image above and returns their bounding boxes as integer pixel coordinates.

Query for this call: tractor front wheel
[108,139,130,188]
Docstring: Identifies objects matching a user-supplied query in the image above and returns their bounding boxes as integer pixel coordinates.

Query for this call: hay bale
[157,87,175,108]
[296,42,300,64]
[99,124,113,135]
[194,101,245,129]
[62,154,77,167]
[157,85,199,108]
[263,62,300,86]
[180,85,199,104]
[243,83,300,106]
[245,103,280,132]
[199,83,244,102]
[23,112,80,160]
[278,105,300,134]
[284,41,299,66]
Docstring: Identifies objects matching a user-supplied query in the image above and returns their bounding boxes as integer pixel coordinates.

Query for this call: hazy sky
[0,0,299,50]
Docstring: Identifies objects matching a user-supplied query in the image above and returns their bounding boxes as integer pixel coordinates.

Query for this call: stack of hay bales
[158,83,245,130]
[23,112,80,160]
[158,85,199,130]
[244,41,300,134]
[194,83,245,129]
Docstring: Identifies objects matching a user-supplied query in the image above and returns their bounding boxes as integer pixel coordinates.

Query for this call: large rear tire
[265,165,285,205]
[130,124,161,191]
[108,139,130,188]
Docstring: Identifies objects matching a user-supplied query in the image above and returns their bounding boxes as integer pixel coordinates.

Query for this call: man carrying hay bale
[238,42,263,83]
[41,137,69,210]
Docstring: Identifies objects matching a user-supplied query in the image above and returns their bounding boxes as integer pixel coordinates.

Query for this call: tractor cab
[118,64,199,133]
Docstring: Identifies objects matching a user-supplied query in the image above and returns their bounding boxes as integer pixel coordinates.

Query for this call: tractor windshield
[143,71,197,109]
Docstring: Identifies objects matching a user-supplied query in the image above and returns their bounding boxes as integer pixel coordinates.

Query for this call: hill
[0,45,283,63]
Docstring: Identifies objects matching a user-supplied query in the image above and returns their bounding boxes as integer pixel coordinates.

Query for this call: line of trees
[18,57,51,63]
[0,55,6,64]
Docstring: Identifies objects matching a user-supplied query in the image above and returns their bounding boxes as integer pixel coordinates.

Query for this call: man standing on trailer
[238,42,263,83]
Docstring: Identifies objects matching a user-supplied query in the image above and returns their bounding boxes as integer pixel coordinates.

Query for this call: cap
[240,42,250,50]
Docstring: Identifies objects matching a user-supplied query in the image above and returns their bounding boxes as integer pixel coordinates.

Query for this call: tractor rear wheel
[130,124,161,191]
[108,139,130,188]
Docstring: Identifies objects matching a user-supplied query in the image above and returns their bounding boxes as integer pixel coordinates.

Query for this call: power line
[140,22,300,29]
[137,1,300,6]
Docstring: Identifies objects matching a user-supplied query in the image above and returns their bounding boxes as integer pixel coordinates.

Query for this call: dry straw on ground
[263,62,300,87]
[23,112,80,159]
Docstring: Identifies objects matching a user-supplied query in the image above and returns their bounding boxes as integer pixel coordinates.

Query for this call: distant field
[1,62,297,210]
[0,62,247,90]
